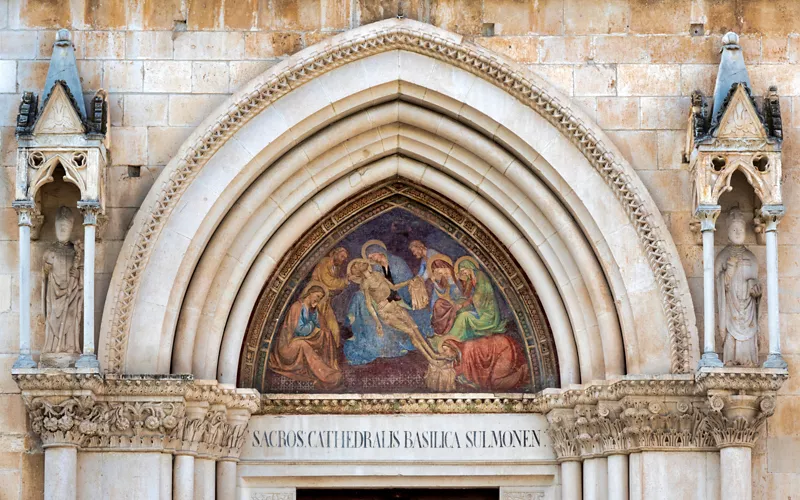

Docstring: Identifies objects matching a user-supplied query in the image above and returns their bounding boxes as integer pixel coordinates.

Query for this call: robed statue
[716,207,761,367]
[41,206,83,364]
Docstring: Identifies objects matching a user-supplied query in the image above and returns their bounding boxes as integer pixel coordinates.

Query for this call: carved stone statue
[40,206,83,366]
[716,207,761,366]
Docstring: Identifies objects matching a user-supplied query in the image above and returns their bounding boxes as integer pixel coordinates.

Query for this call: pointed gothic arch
[98,19,698,386]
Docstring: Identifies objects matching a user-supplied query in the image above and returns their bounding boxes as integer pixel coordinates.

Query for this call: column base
[763,353,788,369]
[698,352,723,368]
[12,354,37,369]
[75,353,101,370]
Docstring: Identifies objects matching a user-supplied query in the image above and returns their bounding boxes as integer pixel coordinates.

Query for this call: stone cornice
[13,369,786,459]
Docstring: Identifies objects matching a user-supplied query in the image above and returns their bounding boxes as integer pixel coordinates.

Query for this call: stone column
[761,205,787,368]
[11,201,36,369]
[628,452,642,500]
[561,461,583,500]
[45,445,77,500]
[76,201,101,370]
[696,205,723,367]
[720,447,751,500]
[160,453,173,500]
[607,454,628,500]
[173,454,195,500]
[583,457,608,500]
[194,457,216,500]
[216,459,238,499]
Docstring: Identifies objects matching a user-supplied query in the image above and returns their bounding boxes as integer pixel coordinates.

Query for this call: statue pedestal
[39,352,80,369]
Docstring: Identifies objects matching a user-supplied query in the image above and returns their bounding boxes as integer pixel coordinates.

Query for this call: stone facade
[1,1,800,498]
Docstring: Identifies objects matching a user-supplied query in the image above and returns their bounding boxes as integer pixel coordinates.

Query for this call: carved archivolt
[104,19,693,375]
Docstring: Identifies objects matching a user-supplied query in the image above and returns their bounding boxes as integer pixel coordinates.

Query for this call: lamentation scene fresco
[240,181,558,394]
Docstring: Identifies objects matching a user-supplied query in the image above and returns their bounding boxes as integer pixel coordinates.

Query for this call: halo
[454,255,480,272]
[428,253,453,267]
[346,258,372,283]
[361,239,387,260]
[301,280,329,298]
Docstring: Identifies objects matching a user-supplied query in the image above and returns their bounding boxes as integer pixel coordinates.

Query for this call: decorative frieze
[13,372,257,460]
[542,369,785,462]
[13,370,786,460]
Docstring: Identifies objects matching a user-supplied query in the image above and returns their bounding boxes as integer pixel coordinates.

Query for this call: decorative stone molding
[542,369,785,462]
[13,371,257,460]
[104,18,693,376]
[14,369,785,461]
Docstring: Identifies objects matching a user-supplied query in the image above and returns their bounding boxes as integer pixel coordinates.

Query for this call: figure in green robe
[436,257,506,345]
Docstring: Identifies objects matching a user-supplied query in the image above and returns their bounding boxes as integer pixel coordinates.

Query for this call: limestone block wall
[0,0,799,497]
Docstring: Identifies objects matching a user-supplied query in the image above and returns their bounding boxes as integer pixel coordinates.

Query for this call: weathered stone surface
[430,0,482,35]
[539,36,591,63]
[104,61,143,92]
[0,60,16,93]
[245,32,304,59]
[593,35,650,63]
[224,0,258,30]
[143,0,183,30]
[20,0,71,28]
[143,61,192,92]
[564,0,629,35]
[597,96,639,129]
[191,61,229,93]
[574,64,617,96]
[475,36,539,62]
[123,94,169,127]
[629,0,691,34]
[617,64,681,96]
[484,0,564,35]
[188,0,223,30]
[125,31,173,60]
[82,31,126,59]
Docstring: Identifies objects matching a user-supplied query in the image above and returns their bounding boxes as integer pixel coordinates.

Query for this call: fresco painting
[263,208,533,394]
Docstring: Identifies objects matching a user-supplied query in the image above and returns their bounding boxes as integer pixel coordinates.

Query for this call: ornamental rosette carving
[619,399,715,450]
[28,397,185,448]
[706,394,775,448]
[15,374,256,458]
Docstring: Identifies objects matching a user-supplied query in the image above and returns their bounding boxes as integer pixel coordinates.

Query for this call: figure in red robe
[440,334,529,391]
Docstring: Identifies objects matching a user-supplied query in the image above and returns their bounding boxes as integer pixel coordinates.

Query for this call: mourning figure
[41,206,83,365]
[268,282,342,390]
[716,207,761,367]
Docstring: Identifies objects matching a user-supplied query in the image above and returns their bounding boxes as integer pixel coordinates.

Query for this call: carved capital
[77,200,102,226]
[758,204,785,233]
[546,408,581,462]
[707,393,775,448]
[694,205,721,232]
[12,200,36,227]
[14,373,254,460]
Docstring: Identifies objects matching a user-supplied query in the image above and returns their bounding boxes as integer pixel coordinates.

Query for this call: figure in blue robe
[344,242,433,365]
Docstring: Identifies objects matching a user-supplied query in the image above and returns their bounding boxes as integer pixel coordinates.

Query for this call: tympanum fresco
[241,181,557,394]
